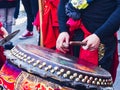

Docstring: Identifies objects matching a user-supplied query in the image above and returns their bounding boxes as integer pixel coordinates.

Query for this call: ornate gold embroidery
[98,43,105,60]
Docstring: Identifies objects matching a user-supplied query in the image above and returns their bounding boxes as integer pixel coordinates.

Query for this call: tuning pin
[79,74,83,79]
[28,58,35,63]
[26,56,31,60]
[48,65,52,69]
[18,52,22,55]
[75,78,80,82]
[84,76,89,81]
[20,55,24,60]
[89,77,93,81]
[60,69,64,73]
[50,69,55,73]
[94,78,98,81]
[97,81,100,86]
[13,48,16,52]
[92,81,96,85]
[70,76,74,80]
[11,49,14,53]
[21,52,24,56]
[99,78,102,82]
[23,58,27,62]
[82,79,86,83]
[14,48,17,51]
[14,50,19,54]
[104,82,107,85]
[63,74,68,78]
[17,54,21,59]
[42,62,46,66]
[66,71,71,75]
[11,50,15,54]
[105,79,108,82]
[101,82,104,85]
[54,66,59,71]
[15,53,19,57]
[110,81,113,85]
[44,67,49,71]
[39,65,43,69]
[24,56,31,61]
[103,79,105,82]
[20,56,24,60]
[107,82,109,86]
[11,50,14,54]
[23,54,27,58]
[57,71,61,76]
[50,66,59,74]
[87,80,91,84]
[33,60,40,66]
[10,49,15,53]
[73,73,77,77]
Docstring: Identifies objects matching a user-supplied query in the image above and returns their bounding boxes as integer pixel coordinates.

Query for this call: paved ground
[10,4,120,90]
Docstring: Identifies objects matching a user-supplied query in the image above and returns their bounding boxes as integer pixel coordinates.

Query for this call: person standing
[19,0,38,39]
[56,0,120,82]
[0,0,17,50]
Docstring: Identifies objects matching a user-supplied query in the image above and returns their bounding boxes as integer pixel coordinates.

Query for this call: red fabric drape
[67,18,98,65]
[0,22,4,38]
[0,46,6,68]
[0,22,6,68]
[33,0,59,48]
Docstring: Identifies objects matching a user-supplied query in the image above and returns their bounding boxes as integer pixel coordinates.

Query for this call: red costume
[0,22,6,68]
[33,0,59,48]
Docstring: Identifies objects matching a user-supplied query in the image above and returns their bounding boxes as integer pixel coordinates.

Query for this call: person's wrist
[93,33,100,42]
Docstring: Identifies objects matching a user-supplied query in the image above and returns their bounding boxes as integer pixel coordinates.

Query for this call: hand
[56,32,70,53]
[1,27,8,38]
[82,34,100,51]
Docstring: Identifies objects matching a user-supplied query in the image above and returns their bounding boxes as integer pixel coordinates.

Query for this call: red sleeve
[0,22,3,28]
[0,22,4,38]
[0,46,6,68]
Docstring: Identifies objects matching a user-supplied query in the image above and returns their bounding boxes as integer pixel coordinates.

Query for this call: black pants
[30,0,38,18]
[14,0,20,19]
[21,0,34,32]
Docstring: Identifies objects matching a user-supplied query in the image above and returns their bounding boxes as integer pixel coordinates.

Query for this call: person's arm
[82,0,120,51]
[95,0,120,40]
[56,0,70,53]
[58,0,69,32]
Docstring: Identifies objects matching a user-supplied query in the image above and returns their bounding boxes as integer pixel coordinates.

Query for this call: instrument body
[0,44,113,90]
